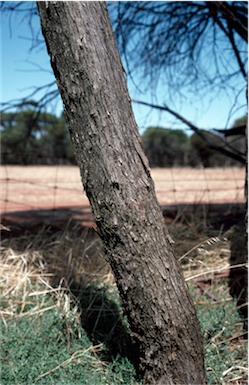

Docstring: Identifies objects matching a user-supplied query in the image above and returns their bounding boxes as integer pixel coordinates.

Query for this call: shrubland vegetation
[0,107,245,167]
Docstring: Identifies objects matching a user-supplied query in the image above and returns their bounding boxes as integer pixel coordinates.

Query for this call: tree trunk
[37,2,206,383]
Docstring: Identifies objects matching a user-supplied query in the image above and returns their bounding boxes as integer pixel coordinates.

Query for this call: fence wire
[0,165,245,215]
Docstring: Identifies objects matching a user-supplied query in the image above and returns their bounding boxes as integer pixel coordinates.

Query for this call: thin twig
[185,263,247,281]
[34,345,103,382]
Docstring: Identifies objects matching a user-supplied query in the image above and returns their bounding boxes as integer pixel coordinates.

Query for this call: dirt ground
[0,166,245,247]
[0,166,245,214]
[1,165,247,340]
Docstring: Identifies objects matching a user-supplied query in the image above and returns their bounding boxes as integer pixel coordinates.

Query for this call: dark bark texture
[38,2,206,384]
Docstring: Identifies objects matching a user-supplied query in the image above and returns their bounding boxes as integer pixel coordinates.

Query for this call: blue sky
[1,2,247,134]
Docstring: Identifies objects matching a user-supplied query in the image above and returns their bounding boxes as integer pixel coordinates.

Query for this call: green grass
[1,283,247,385]
[1,223,247,384]
[196,294,247,384]
[0,291,138,385]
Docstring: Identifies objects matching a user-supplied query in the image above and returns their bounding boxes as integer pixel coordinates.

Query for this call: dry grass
[0,239,50,322]
[179,235,230,280]
[0,218,247,384]
[0,224,114,383]
[0,223,112,323]
[0,222,233,320]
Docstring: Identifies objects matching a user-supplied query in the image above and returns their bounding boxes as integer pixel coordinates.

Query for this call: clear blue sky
[1,2,247,134]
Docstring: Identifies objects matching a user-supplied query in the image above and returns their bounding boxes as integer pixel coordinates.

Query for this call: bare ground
[0,166,245,213]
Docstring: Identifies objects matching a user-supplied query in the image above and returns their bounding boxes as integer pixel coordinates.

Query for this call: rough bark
[37,2,206,384]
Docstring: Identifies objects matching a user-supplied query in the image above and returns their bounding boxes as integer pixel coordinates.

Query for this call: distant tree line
[0,107,75,165]
[0,107,246,167]
[142,119,246,168]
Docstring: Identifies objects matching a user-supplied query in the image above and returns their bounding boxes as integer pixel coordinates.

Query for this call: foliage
[142,126,188,167]
[188,131,239,168]
[142,125,244,168]
[1,106,246,167]
[0,107,75,165]
[1,2,247,166]
[233,115,247,128]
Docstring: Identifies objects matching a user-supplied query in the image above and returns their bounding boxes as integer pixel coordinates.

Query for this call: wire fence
[0,165,245,216]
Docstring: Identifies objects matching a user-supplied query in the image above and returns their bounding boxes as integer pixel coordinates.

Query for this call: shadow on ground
[1,201,247,345]
[1,211,141,366]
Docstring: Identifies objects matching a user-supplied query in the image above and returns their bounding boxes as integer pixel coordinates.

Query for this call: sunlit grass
[0,222,247,384]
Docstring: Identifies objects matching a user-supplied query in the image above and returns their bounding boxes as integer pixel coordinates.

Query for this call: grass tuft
[0,224,138,385]
[0,221,247,384]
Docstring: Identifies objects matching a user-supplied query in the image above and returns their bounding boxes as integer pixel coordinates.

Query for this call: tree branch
[132,99,246,164]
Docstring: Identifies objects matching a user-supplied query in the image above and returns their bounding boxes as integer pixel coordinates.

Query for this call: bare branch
[111,1,247,97]
[133,99,246,164]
